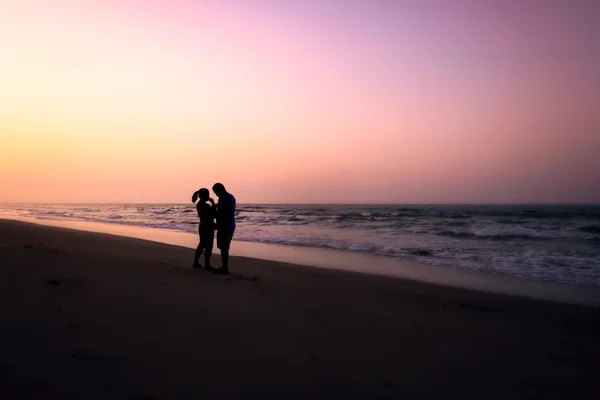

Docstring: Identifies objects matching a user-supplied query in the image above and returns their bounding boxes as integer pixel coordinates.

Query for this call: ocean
[2,204,599,287]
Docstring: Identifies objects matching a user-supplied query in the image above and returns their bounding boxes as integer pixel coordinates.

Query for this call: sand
[1,219,599,399]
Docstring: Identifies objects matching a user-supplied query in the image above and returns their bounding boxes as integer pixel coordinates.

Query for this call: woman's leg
[202,230,214,269]
[204,242,213,267]
[193,243,204,267]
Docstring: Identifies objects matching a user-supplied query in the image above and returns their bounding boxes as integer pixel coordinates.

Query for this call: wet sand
[1,219,599,399]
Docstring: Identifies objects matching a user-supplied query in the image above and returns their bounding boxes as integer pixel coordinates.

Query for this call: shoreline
[2,216,600,306]
[1,218,599,398]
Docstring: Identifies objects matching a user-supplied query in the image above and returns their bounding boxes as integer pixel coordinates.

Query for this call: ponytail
[192,188,209,203]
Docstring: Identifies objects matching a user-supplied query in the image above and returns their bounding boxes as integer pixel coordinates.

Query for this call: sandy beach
[1,219,599,399]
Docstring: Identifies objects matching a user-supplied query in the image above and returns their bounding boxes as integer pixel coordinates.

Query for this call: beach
[5,203,600,288]
[1,219,599,399]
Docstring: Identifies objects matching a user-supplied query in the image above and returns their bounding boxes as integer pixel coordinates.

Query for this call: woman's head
[191,188,210,203]
[198,188,210,201]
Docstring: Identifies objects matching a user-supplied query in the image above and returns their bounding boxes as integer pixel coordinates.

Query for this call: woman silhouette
[191,188,216,269]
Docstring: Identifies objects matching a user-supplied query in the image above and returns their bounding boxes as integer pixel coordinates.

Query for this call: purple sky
[1,0,599,203]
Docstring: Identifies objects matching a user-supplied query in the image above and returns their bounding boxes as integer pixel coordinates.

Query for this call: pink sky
[1,0,599,203]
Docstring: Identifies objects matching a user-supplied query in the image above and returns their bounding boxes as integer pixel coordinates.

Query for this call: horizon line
[2,202,600,206]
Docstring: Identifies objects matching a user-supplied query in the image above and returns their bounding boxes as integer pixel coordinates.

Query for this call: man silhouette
[211,183,236,274]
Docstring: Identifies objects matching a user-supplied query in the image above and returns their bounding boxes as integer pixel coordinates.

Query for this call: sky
[1,0,599,204]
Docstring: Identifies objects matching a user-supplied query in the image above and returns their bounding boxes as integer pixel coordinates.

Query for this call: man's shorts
[217,228,235,250]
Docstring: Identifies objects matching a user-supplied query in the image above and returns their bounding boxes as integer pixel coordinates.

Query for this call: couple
[191,183,236,274]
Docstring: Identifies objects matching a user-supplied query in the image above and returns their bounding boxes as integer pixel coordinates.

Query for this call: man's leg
[221,249,229,271]
[216,229,232,274]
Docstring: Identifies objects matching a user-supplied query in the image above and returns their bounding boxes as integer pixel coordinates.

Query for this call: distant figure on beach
[212,183,236,274]
[191,188,216,270]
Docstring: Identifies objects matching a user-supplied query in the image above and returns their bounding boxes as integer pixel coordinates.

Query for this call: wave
[579,226,600,234]
[497,219,523,224]
[233,235,437,258]
[405,248,435,256]
[446,221,468,227]
[152,209,174,215]
[438,230,544,241]
[439,231,472,239]
[73,208,102,213]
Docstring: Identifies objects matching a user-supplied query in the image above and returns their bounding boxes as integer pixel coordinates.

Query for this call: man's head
[212,183,227,197]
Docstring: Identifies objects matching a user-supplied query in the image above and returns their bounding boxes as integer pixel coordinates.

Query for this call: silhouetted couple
[191,183,236,275]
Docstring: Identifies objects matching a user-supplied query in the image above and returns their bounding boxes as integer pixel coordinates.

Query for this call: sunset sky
[1,0,599,204]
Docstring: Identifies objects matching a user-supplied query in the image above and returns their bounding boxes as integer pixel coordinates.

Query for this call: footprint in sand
[459,303,491,312]
[235,276,259,282]
[381,379,392,387]
[24,244,65,254]
[221,274,260,282]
